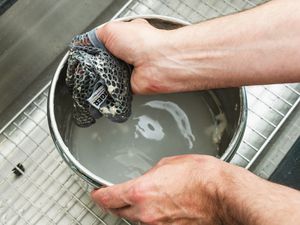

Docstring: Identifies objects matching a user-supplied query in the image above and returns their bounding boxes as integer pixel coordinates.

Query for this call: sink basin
[0,0,127,128]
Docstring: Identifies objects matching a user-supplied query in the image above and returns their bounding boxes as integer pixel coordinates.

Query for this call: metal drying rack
[1,0,299,224]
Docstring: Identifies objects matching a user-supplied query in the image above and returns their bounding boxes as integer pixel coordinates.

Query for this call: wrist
[210,162,241,225]
[203,162,259,225]
[215,165,248,225]
[192,156,236,224]
[217,165,275,225]
[221,166,300,225]
[158,25,230,92]
[139,28,212,93]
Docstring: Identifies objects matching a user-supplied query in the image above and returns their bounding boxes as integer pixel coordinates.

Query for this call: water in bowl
[69,92,219,184]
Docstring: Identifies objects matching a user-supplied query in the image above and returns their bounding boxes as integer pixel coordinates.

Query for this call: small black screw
[12,163,25,177]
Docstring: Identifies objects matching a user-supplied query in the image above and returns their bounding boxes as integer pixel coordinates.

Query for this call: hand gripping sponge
[66,29,132,127]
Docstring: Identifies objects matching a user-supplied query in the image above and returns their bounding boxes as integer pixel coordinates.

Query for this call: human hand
[91,155,229,224]
[91,153,300,225]
[96,19,195,95]
[97,1,300,95]
[66,29,132,126]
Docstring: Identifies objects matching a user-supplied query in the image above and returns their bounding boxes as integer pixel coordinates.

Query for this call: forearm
[218,165,300,225]
[162,0,300,92]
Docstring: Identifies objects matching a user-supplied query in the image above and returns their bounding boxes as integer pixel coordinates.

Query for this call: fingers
[130,69,142,95]
[130,69,157,95]
[91,179,136,209]
[66,54,78,86]
[96,21,122,45]
[96,19,148,46]
[96,21,135,64]
[110,206,140,222]
[130,18,149,24]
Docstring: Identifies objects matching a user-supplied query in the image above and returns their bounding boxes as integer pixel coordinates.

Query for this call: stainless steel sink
[0,0,299,225]
[0,0,127,128]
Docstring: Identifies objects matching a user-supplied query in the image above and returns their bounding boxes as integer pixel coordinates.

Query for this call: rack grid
[1,0,299,224]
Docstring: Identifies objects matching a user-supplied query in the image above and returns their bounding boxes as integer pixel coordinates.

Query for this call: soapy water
[69,92,221,184]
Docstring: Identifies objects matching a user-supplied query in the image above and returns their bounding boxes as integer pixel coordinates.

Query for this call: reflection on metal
[145,100,195,149]
[134,115,165,141]
[0,0,124,128]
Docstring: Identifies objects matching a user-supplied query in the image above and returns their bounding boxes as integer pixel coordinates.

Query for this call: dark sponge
[66,30,132,127]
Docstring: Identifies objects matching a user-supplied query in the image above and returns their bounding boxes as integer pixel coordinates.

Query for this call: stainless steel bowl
[48,15,247,187]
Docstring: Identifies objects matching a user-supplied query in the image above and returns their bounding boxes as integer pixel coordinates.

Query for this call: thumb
[95,21,119,46]
[91,179,136,209]
[95,21,131,61]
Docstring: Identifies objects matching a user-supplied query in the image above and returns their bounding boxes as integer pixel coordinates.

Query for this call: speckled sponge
[66,30,132,127]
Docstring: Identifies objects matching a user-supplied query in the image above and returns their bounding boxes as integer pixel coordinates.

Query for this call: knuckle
[129,184,145,202]
[158,156,170,164]
[158,156,176,164]
[156,156,174,167]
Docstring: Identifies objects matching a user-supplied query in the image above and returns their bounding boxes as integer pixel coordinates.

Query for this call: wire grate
[0,88,128,225]
[231,84,300,168]
[1,0,299,224]
[119,0,267,23]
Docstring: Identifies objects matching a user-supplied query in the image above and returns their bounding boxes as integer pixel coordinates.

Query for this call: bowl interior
[50,17,245,185]
[53,63,243,184]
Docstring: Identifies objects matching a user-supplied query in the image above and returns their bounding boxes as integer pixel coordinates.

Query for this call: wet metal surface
[0,0,299,224]
[0,0,126,128]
